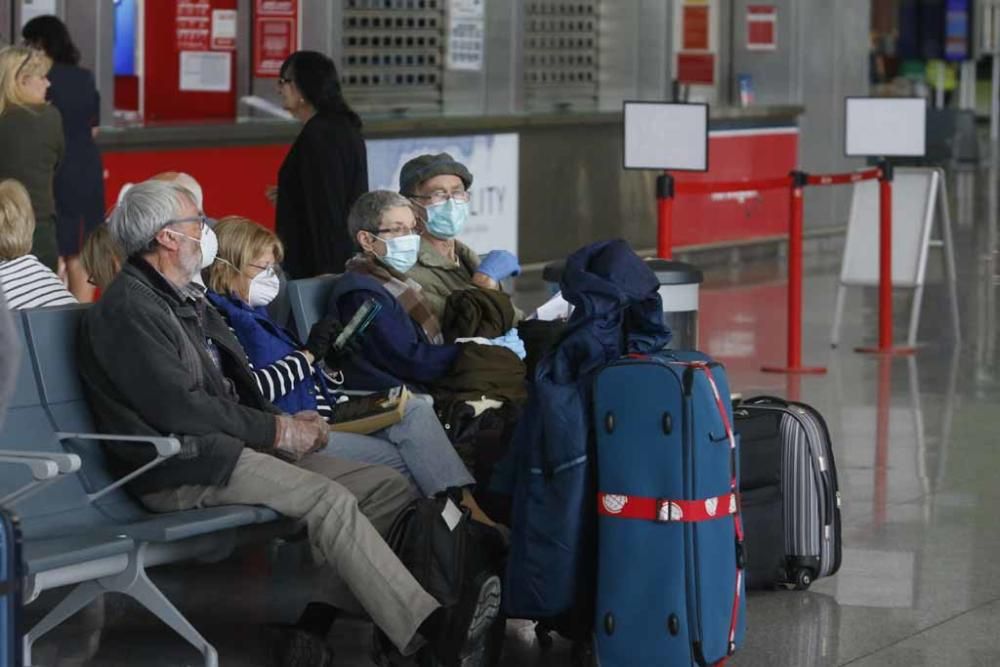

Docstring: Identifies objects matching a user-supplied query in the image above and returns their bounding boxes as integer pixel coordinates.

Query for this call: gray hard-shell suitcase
[736,396,841,589]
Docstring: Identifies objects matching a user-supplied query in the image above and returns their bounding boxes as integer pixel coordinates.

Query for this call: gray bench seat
[5,306,298,667]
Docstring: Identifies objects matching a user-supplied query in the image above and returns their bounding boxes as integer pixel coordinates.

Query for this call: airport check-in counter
[97,104,801,265]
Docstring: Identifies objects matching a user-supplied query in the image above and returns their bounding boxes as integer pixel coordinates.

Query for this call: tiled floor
[25,164,1000,665]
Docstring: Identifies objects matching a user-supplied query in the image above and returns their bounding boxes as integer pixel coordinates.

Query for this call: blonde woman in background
[0,179,75,309]
[0,47,64,280]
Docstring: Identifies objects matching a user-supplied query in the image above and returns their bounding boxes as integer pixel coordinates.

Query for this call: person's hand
[471,272,499,290]
[293,410,324,424]
[265,185,278,204]
[274,415,327,461]
[305,316,344,359]
[476,250,521,284]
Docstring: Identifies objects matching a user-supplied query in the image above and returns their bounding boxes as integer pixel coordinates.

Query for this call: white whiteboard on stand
[845,97,927,157]
[840,169,939,288]
[623,101,709,171]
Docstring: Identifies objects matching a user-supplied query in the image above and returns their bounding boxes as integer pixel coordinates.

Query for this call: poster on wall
[176,0,212,51]
[367,133,519,254]
[683,5,710,50]
[746,5,777,51]
[254,0,298,77]
[447,0,486,71]
[211,9,238,50]
[179,51,233,92]
[677,53,715,85]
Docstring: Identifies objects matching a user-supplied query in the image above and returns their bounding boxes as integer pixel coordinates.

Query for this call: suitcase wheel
[792,568,813,591]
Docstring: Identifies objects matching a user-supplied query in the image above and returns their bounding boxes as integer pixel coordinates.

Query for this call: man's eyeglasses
[277,76,292,86]
[162,214,210,233]
[411,190,471,206]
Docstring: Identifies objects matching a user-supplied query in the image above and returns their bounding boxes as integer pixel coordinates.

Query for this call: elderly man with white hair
[76,180,500,665]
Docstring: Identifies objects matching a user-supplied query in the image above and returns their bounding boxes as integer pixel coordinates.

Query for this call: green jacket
[405,237,481,322]
[406,237,523,322]
[0,104,64,269]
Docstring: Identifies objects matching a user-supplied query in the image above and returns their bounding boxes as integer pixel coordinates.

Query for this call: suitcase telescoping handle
[743,395,790,407]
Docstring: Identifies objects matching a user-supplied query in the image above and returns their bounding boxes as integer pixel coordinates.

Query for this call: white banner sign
[366,133,519,255]
[447,0,485,71]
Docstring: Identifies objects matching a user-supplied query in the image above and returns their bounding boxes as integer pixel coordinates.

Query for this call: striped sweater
[0,255,77,310]
[241,345,337,420]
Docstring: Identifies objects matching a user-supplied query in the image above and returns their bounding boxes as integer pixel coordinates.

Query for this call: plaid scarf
[346,254,444,344]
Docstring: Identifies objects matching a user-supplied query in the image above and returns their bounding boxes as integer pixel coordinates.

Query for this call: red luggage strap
[597,492,737,523]
[606,357,745,656]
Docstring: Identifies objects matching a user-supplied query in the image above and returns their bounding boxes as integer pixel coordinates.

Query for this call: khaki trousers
[141,448,437,653]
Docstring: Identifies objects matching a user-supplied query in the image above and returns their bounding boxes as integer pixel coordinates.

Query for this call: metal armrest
[0,451,80,474]
[55,432,182,503]
[0,451,82,506]
[56,432,180,457]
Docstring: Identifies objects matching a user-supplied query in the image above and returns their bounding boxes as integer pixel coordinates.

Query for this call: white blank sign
[845,98,926,157]
[623,102,708,171]
[841,169,938,287]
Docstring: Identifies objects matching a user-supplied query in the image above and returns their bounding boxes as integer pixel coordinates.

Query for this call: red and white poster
[211,9,238,50]
[747,5,777,51]
[677,53,715,85]
[254,0,298,78]
[176,0,212,51]
[683,5,710,50]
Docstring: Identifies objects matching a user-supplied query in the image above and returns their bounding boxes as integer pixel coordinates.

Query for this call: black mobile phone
[333,298,382,351]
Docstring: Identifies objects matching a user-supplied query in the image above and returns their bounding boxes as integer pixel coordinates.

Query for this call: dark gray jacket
[78,257,279,494]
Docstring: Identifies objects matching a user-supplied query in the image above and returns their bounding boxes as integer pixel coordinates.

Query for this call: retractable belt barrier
[656,161,902,372]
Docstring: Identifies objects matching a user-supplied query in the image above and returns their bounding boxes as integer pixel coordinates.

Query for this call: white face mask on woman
[247,269,281,307]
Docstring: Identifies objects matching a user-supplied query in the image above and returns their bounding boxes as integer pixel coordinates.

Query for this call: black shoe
[445,572,502,667]
[266,624,334,667]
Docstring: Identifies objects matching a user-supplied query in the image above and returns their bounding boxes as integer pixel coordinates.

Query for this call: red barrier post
[656,173,675,259]
[762,171,827,375]
[856,162,916,356]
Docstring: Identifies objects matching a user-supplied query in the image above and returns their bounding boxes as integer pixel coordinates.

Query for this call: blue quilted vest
[207,291,319,414]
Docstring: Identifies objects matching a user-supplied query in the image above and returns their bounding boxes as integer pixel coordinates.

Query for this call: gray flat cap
[398,153,473,195]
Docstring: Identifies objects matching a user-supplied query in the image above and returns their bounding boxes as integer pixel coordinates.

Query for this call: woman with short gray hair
[328,191,460,392]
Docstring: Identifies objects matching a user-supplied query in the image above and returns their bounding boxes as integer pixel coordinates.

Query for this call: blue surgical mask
[377,233,421,273]
[425,198,469,239]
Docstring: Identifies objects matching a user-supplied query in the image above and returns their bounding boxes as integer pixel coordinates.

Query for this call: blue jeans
[321,396,474,496]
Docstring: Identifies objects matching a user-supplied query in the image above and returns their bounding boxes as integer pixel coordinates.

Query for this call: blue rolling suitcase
[593,352,746,666]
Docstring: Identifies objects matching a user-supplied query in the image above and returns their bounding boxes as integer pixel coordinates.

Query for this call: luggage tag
[441,498,463,532]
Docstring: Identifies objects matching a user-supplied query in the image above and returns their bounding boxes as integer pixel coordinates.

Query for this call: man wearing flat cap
[399,153,522,321]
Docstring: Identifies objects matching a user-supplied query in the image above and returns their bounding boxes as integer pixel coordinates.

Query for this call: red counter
[670,125,798,248]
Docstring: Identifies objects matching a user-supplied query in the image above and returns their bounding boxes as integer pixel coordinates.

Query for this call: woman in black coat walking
[23,15,105,302]
[273,51,368,279]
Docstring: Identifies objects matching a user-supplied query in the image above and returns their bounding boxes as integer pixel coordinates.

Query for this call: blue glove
[477,250,521,282]
[488,329,527,360]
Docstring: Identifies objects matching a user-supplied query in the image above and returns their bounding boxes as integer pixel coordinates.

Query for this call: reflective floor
[27,161,1000,665]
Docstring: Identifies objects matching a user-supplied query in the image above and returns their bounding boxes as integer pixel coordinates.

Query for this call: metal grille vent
[341,0,445,113]
[523,0,600,110]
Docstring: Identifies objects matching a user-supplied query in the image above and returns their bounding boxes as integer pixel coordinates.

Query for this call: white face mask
[165,224,218,269]
[248,270,281,307]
